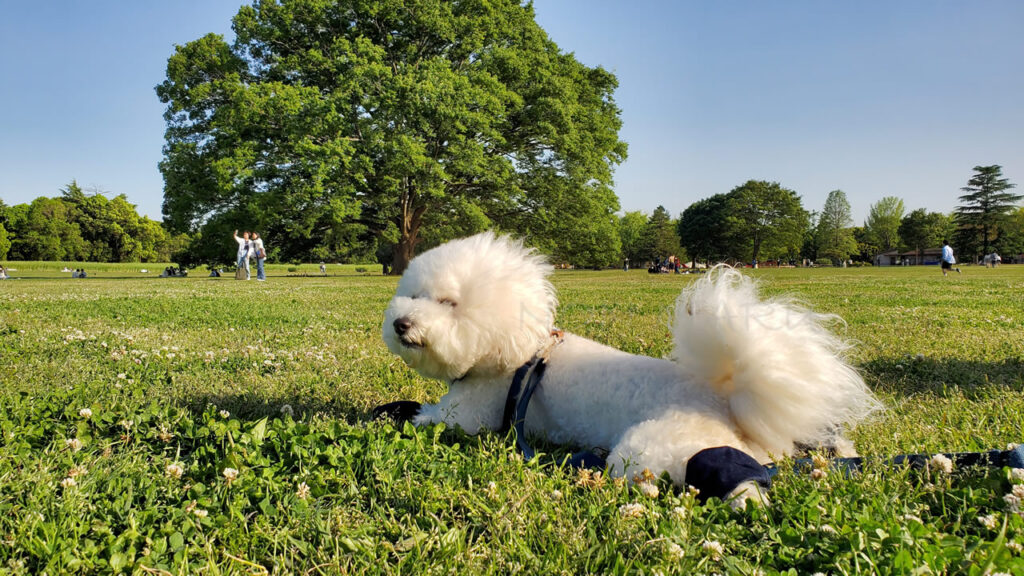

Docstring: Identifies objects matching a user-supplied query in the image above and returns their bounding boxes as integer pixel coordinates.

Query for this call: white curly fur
[382,232,880,486]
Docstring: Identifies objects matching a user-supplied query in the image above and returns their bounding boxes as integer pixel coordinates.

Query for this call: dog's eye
[438,298,457,308]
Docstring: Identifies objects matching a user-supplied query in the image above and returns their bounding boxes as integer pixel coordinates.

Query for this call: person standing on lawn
[252,232,267,281]
[233,230,252,280]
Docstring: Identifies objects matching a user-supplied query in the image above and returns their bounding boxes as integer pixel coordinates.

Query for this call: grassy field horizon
[1,265,1022,573]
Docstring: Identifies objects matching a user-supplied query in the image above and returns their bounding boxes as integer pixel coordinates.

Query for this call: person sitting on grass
[941,239,961,277]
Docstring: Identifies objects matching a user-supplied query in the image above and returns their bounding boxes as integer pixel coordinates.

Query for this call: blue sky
[2,1,1022,223]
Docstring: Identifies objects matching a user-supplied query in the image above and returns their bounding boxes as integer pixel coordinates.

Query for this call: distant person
[233,230,252,280]
[79,269,87,278]
[623,259,628,272]
[0,266,7,280]
[320,262,327,275]
[940,239,961,277]
[252,232,267,281]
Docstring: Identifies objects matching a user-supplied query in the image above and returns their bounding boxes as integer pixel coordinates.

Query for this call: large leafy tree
[898,208,953,263]
[864,196,904,253]
[618,211,648,265]
[640,205,681,263]
[677,194,731,264]
[816,190,857,265]
[725,181,807,264]
[993,207,1024,257]
[955,165,1021,258]
[157,0,626,273]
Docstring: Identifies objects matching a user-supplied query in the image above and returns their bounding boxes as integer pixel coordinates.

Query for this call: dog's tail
[671,266,880,457]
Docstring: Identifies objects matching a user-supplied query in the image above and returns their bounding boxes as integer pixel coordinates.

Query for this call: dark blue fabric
[371,400,421,424]
[685,446,771,502]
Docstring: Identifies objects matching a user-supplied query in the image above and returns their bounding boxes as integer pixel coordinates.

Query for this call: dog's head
[382,232,557,381]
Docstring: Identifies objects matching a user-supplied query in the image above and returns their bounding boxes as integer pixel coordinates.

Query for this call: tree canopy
[0,183,184,263]
[157,0,626,272]
[677,194,731,264]
[816,190,857,264]
[864,196,904,252]
[725,181,807,263]
[899,208,953,261]
[954,165,1020,257]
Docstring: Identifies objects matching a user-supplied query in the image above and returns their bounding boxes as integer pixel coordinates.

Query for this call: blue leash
[767,445,1024,478]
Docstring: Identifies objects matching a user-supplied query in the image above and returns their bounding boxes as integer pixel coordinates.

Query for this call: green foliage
[994,207,1024,256]
[955,165,1022,258]
[2,184,183,264]
[864,196,905,252]
[618,211,648,265]
[816,190,858,264]
[900,209,954,260]
[0,222,10,260]
[157,0,626,273]
[678,194,731,264]
[639,205,681,263]
[2,267,1024,573]
[726,180,808,263]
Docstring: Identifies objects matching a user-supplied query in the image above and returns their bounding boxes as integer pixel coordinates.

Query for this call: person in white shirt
[252,232,267,281]
[233,230,252,280]
[940,239,961,277]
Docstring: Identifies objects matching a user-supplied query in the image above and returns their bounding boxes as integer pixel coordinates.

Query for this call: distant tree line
[664,166,1022,267]
[0,182,189,262]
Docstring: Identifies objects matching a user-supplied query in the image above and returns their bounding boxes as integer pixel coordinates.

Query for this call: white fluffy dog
[382,232,878,499]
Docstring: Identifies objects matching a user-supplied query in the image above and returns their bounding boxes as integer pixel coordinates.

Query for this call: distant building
[875,248,942,266]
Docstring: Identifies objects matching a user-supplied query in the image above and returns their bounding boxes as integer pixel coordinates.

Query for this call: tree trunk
[389,182,426,275]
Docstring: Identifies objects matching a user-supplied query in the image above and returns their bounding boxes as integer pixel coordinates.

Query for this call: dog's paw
[372,401,422,424]
[726,480,771,510]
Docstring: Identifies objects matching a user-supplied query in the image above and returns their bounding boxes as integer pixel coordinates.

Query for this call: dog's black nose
[393,317,412,336]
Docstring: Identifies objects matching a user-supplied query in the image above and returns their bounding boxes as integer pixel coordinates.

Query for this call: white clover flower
[670,506,687,520]
[79,408,92,419]
[666,542,684,560]
[166,463,184,479]
[193,508,208,518]
[929,454,953,475]
[60,477,77,488]
[117,373,126,380]
[165,353,176,359]
[550,489,563,500]
[1007,540,1023,554]
[280,404,294,417]
[1003,493,1021,513]
[1010,468,1024,483]
[296,482,311,500]
[902,514,923,523]
[65,438,83,452]
[638,482,659,499]
[978,514,999,529]
[484,481,499,500]
[811,468,828,481]
[818,524,837,535]
[219,410,230,419]
[1014,484,1024,500]
[811,453,829,470]
[618,503,645,519]
[686,485,700,497]
[222,467,239,483]
[701,539,725,561]
[119,419,133,431]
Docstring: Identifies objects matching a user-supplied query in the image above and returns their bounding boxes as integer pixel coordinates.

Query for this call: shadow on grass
[861,356,1024,398]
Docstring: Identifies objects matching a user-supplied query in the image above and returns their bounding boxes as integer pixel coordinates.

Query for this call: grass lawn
[1,263,1023,574]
